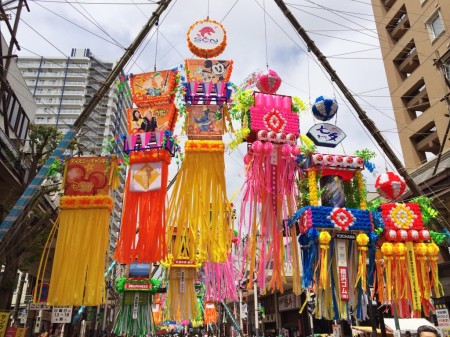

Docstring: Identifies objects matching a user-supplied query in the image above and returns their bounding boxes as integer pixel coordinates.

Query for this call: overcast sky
[6,0,406,195]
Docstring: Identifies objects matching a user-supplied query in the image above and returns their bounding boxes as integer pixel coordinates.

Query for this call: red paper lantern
[375,171,406,200]
[408,229,419,242]
[256,69,281,94]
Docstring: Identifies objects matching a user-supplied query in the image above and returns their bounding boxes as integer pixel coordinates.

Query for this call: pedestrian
[405,331,411,337]
[416,326,438,337]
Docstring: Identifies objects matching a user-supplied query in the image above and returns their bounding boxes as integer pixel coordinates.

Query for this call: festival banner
[64,157,111,196]
[127,105,177,135]
[130,70,176,107]
[187,105,223,139]
[185,59,233,83]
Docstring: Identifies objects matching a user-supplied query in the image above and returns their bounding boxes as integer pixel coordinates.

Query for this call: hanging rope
[263,0,269,69]
[153,20,159,71]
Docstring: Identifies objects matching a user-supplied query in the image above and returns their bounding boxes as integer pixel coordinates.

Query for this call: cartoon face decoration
[185,59,233,84]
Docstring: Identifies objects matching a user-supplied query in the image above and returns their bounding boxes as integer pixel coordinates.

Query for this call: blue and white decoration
[312,96,338,121]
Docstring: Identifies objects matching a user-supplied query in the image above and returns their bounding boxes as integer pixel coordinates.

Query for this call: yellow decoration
[427,242,444,297]
[308,169,319,206]
[319,231,331,245]
[392,242,408,300]
[405,242,421,313]
[355,170,367,210]
[381,242,394,301]
[47,201,112,305]
[167,140,232,263]
[390,203,416,229]
[167,267,199,321]
[317,231,331,290]
[290,226,302,295]
[355,233,369,290]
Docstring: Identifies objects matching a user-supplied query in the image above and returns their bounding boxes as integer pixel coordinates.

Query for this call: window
[426,11,444,40]
[444,59,450,82]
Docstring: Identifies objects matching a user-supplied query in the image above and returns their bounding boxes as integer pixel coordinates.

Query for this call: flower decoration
[264,108,286,132]
[329,207,355,231]
[389,203,417,229]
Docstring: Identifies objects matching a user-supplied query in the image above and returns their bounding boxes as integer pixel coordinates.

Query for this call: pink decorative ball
[281,144,291,157]
[252,140,263,154]
[258,130,268,141]
[263,141,273,154]
[375,171,406,201]
[291,145,301,156]
[256,69,282,94]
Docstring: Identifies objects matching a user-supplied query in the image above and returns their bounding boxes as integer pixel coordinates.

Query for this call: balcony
[406,88,430,112]
[382,0,396,10]
[397,48,419,75]
[386,5,409,42]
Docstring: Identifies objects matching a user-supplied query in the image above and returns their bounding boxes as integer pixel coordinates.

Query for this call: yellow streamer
[47,204,111,306]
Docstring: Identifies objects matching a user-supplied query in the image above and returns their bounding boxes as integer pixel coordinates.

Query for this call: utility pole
[0,0,173,241]
[273,0,424,199]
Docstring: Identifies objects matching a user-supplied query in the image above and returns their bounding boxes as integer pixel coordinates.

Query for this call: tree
[0,123,62,311]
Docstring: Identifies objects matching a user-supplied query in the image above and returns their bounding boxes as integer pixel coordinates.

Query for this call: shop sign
[436,308,450,327]
[278,293,300,311]
[51,306,72,324]
[0,313,10,337]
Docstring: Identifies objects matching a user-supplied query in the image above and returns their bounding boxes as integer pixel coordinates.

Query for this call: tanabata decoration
[374,202,442,318]
[290,152,375,321]
[311,96,338,121]
[238,79,302,294]
[38,156,118,306]
[204,252,238,302]
[374,171,406,201]
[130,70,176,107]
[255,69,282,94]
[187,19,227,59]
[203,301,218,325]
[113,271,161,337]
[114,72,179,264]
[184,59,233,106]
[161,257,201,321]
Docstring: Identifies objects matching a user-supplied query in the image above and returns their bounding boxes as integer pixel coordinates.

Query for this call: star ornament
[264,108,286,132]
[329,208,355,230]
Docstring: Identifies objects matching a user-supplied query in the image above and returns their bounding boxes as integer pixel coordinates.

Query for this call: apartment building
[371,0,450,297]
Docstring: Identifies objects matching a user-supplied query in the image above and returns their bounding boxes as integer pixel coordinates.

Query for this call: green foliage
[367,197,383,211]
[344,180,358,209]
[354,148,377,161]
[230,85,254,121]
[292,96,307,114]
[410,195,439,224]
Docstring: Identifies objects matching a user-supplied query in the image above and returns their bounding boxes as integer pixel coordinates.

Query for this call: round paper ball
[408,229,419,242]
[256,69,281,94]
[374,171,406,200]
[312,96,338,121]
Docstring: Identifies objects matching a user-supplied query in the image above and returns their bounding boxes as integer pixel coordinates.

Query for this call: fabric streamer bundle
[114,69,178,264]
[290,152,373,320]
[375,199,443,317]
[164,19,233,322]
[113,275,161,337]
[204,253,238,302]
[36,156,118,306]
[238,78,301,294]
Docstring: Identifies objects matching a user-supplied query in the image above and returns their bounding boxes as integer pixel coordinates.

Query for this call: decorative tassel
[375,249,386,305]
[380,242,394,303]
[204,253,238,302]
[427,242,444,298]
[204,302,218,325]
[354,233,369,291]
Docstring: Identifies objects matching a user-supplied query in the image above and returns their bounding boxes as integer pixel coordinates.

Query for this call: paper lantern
[375,171,406,200]
[255,69,281,94]
[312,96,338,121]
